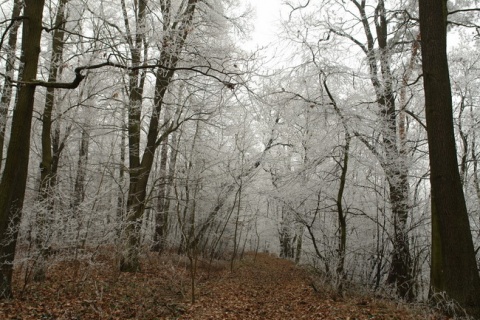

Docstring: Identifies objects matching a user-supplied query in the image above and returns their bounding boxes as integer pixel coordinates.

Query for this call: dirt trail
[182,253,437,320]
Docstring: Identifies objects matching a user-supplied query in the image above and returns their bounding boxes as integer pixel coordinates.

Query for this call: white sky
[247,0,283,49]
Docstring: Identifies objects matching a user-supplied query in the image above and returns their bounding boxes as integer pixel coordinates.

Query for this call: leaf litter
[0,249,448,319]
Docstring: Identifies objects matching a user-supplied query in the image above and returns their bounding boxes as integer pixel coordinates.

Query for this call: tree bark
[117,107,126,235]
[34,0,69,282]
[152,135,169,253]
[0,0,22,172]
[118,0,148,271]
[419,0,480,316]
[71,127,89,211]
[38,0,68,203]
[0,0,45,299]
[335,133,349,292]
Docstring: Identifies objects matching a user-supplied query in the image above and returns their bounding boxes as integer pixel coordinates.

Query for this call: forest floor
[0,249,448,319]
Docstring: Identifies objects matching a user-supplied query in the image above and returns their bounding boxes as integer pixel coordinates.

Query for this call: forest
[0,0,479,318]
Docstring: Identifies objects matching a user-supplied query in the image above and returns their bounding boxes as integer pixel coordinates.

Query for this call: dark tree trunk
[34,0,69,282]
[38,0,68,203]
[118,0,148,272]
[72,128,89,211]
[419,0,480,316]
[335,133,349,291]
[120,0,200,272]
[0,0,45,299]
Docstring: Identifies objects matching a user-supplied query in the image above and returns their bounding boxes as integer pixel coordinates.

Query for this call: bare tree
[0,0,46,299]
[284,0,418,299]
[0,0,22,172]
[33,0,70,282]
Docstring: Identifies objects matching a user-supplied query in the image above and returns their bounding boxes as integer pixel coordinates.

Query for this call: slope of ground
[0,250,446,319]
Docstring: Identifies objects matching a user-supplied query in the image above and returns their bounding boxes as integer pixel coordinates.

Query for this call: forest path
[181,253,434,319]
[0,251,441,319]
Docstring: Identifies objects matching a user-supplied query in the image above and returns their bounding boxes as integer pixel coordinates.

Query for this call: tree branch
[287,0,311,21]
[448,8,480,15]
[4,56,241,90]
[0,16,27,51]
[329,28,368,55]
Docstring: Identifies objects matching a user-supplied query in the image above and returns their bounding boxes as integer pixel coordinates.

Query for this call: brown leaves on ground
[182,253,443,320]
[1,250,445,319]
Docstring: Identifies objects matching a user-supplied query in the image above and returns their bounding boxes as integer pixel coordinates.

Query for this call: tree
[34,0,70,282]
[0,0,22,172]
[0,0,116,297]
[151,119,171,253]
[338,0,413,300]
[0,0,46,299]
[283,0,418,299]
[418,0,480,316]
[119,0,202,272]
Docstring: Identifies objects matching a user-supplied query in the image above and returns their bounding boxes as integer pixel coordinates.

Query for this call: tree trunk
[419,0,480,316]
[121,158,152,272]
[71,127,89,211]
[38,0,68,203]
[34,0,69,282]
[0,0,22,172]
[386,175,412,300]
[152,131,178,251]
[335,133,350,292]
[117,107,126,235]
[0,0,45,299]
[120,0,200,271]
[152,128,169,253]
[294,224,303,264]
[118,0,148,271]
[323,77,352,292]
[348,0,413,299]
